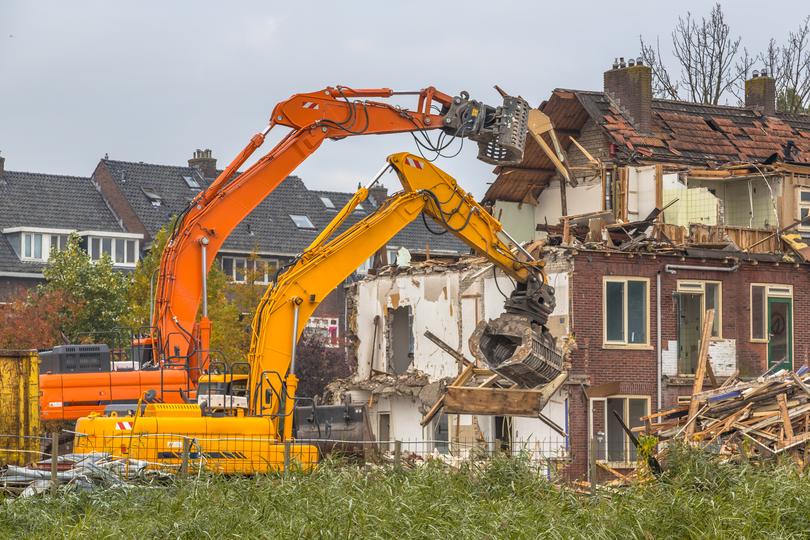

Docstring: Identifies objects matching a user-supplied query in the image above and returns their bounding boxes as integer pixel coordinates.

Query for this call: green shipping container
[0,350,40,466]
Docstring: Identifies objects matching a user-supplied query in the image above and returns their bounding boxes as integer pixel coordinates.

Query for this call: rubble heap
[645,366,810,463]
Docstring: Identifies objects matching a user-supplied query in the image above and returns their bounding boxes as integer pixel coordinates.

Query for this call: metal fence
[0,431,571,494]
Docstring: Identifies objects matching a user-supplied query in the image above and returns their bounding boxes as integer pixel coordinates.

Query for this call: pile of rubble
[646,366,810,463]
[1,452,170,497]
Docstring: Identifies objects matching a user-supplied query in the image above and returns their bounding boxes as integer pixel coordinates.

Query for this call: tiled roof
[486,89,810,202]
[100,161,467,258]
[0,169,124,275]
[0,170,123,231]
[312,190,469,256]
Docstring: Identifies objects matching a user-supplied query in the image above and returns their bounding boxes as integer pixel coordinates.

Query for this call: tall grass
[2,446,809,539]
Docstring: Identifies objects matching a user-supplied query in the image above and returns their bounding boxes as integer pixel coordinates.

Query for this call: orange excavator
[40,86,530,422]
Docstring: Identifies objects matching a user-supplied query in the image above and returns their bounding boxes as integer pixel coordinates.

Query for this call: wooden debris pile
[644,365,810,462]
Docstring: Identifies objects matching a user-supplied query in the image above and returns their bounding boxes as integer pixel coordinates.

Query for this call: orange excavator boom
[152,86,530,376]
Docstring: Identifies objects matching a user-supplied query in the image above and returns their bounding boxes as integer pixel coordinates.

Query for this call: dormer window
[182,174,201,189]
[290,214,315,229]
[22,232,43,260]
[141,186,162,206]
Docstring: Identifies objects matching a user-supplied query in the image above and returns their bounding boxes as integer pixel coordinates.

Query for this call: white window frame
[21,232,44,261]
[750,283,793,343]
[676,280,723,339]
[289,214,315,229]
[602,277,651,348]
[306,317,340,347]
[797,187,810,230]
[590,394,650,467]
[86,236,139,267]
[222,256,279,284]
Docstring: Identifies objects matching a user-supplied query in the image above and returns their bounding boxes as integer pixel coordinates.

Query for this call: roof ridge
[104,159,197,171]
[2,170,90,181]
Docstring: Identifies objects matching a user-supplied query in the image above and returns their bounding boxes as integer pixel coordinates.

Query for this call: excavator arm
[246,152,555,441]
[152,87,530,376]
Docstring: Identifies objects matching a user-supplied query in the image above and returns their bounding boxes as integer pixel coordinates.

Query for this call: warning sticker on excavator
[405,156,424,169]
[115,421,133,430]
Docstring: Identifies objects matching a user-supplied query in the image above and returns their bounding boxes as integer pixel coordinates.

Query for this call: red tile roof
[485,89,810,202]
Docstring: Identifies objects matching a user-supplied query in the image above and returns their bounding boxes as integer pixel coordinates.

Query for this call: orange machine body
[40,368,190,421]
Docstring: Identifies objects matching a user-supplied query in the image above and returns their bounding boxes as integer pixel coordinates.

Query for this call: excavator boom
[73,152,558,473]
[152,86,530,377]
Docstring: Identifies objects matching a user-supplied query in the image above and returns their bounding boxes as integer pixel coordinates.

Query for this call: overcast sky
[0,1,804,198]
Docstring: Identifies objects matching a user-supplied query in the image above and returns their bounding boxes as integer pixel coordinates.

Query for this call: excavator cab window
[231,379,248,398]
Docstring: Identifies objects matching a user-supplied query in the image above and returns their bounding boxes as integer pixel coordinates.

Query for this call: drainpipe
[664,263,740,274]
[656,271,662,418]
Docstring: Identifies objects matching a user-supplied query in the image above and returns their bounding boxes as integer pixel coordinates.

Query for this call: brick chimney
[188,148,217,178]
[368,184,388,207]
[604,56,653,133]
[745,69,776,115]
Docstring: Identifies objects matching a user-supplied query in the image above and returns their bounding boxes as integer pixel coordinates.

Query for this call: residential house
[89,150,469,349]
[338,59,810,480]
[0,153,143,302]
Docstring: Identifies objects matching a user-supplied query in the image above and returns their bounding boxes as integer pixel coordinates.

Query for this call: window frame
[602,276,651,348]
[797,187,810,230]
[289,214,315,229]
[87,236,139,266]
[21,232,44,261]
[676,280,723,339]
[750,283,793,343]
[591,394,650,467]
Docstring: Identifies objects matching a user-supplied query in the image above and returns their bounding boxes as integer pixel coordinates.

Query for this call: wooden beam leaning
[685,309,715,437]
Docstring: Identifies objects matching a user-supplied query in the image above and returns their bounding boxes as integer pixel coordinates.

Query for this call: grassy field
[2,445,810,539]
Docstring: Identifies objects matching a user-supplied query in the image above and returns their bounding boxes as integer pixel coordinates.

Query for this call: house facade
[338,59,810,480]
[0,154,143,302]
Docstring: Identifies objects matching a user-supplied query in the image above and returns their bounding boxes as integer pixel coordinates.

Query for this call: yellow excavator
[72,152,560,473]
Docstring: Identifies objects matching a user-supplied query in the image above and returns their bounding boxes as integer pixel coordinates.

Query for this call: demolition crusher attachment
[469,280,564,388]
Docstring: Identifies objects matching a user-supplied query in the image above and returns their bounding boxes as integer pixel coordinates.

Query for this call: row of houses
[335,60,810,479]
[0,148,467,346]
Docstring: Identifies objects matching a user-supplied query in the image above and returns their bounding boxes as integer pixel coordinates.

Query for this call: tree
[763,17,810,113]
[41,233,130,342]
[126,217,176,332]
[640,4,752,104]
[295,334,352,398]
[0,289,75,349]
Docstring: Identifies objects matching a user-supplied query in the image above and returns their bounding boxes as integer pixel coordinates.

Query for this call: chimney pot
[619,57,626,68]
[636,56,643,66]
[628,58,635,67]
[188,148,218,178]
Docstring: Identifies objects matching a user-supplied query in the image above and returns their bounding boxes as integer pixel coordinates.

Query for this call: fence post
[180,437,190,476]
[283,440,291,474]
[394,440,402,470]
[50,431,59,496]
[589,437,598,496]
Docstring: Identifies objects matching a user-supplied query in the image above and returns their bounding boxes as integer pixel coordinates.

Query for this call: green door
[767,297,792,371]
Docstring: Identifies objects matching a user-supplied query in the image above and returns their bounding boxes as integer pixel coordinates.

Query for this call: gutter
[0,271,45,279]
[664,263,740,274]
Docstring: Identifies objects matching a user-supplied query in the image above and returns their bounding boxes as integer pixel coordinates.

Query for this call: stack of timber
[645,366,810,464]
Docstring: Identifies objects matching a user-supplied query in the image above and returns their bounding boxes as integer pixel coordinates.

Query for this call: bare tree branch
[639,35,680,99]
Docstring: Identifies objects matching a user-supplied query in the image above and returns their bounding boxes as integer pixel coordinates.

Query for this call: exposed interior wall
[534,178,602,226]
[667,176,783,229]
[491,201,536,244]
[661,339,737,377]
[627,165,657,221]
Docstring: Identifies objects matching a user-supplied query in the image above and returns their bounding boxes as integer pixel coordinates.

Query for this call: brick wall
[561,249,810,478]
[91,161,150,240]
[0,276,42,303]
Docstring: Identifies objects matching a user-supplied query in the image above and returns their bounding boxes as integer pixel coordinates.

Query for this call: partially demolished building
[338,59,810,479]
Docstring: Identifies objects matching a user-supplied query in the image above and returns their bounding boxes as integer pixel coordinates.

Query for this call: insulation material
[492,200,536,244]
[662,339,737,377]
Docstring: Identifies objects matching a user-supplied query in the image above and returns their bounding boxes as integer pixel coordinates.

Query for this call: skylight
[290,214,315,229]
[182,174,201,189]
[320,196,335,209]
[141,186,162,206]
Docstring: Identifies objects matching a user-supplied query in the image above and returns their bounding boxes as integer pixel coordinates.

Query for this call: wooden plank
[655,164,663,213]
[791,372,810,398]
[424,330,474,368]
[443,372,567,417]
[685,309,715,437]
[420,363,475,426]
[569,136,599,165]
[777,393,795,439]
